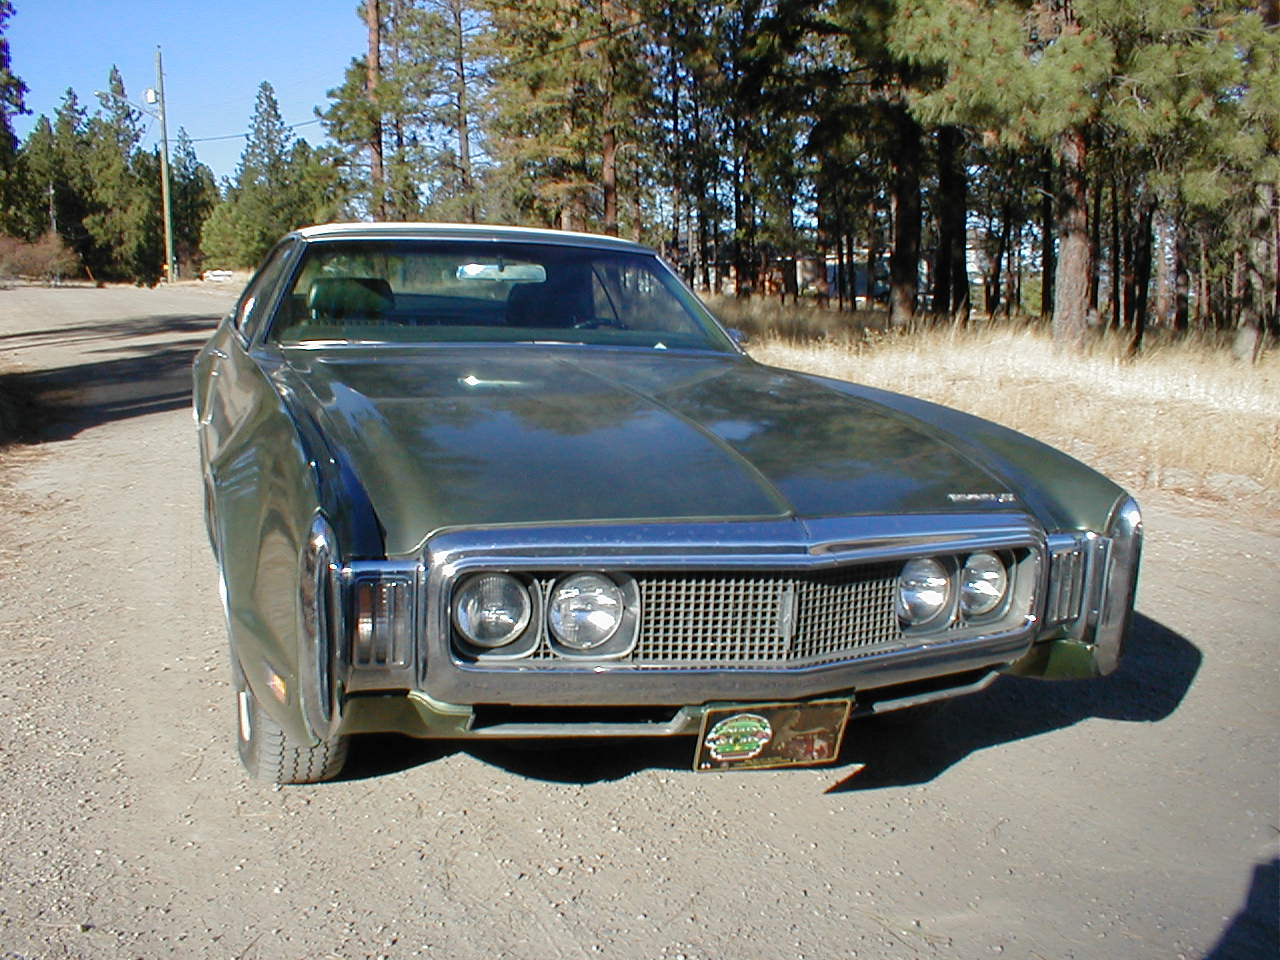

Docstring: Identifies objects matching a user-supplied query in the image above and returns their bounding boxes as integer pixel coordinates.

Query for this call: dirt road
[0,285,1276,960]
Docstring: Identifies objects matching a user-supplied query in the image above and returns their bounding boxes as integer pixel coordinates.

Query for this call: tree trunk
[668,46,681,263]
[933,125,969,323]
[783,253,798,304]
[732,143,747,297]
[1173,212,1190,334]
[1241,180,1277,341]
[366,0,385,221]
[1265,0,1280,334]
[1122,182,1136,331]
[449,0,474,221]
[670,182,682,272]
[1197,236,1210,330]
[932,129,953,313]
[837,231,847,312]
[986,210,1010,316]
[889,108,922,327]
[1012,223,1024,311]
[1039,155,1055,320]
[698,203,710,292]
[1110,174,1121,332]
[867,207,882,311]
[1052,127,1090,348]
[602,127,618,236]
[1128,197,1155,356]
[1153,209,1171,325]
[1087,169,1102,312]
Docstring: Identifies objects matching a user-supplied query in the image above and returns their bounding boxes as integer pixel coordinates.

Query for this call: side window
[592,258,696,334]
[234,242,296,338]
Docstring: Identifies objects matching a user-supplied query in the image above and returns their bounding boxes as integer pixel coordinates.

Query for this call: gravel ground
[0,285,1276,960]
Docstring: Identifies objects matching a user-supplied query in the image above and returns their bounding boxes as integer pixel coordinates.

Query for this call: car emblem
[704,713,773,761]
[947,492,1017,503]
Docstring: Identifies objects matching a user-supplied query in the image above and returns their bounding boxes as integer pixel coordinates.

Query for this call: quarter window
[235,242,296,337]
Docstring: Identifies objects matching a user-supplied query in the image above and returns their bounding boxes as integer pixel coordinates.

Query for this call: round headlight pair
[452,572,626,652]
[896,552,1009,627]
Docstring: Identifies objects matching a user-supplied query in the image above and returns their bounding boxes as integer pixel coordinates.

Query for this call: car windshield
[269,240,735,352]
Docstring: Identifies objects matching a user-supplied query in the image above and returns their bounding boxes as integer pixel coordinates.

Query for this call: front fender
[208,392,347,746]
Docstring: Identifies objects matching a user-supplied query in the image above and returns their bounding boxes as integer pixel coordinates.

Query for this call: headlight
[452,573,533,648]
[960,552,1009,618]
[896,557,951,627]
[548,574,624,650]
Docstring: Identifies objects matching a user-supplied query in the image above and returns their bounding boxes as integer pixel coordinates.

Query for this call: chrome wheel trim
[237,688,252,743]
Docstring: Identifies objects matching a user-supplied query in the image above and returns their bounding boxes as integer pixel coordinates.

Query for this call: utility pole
[48,182,56,234]
[152,46,176,283]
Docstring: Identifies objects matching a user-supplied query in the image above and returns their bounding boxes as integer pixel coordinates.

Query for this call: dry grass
[710,296,1280,508]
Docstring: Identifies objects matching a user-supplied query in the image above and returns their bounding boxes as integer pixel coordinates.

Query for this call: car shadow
[0,313,219,442]
[337,733,692,785]
[338,612,1199,788]
[1202,857,1280,959]
[0,312,219,352]
[826,611,1201,792]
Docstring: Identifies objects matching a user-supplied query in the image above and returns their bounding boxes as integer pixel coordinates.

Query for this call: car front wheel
[233,657,349,784]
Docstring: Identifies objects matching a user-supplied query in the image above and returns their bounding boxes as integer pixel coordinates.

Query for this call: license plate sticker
[694,699,852,772]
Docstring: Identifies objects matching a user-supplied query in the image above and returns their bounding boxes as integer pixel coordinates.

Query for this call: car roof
[292,221,654,254]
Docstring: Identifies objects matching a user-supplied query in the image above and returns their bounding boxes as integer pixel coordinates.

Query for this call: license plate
[693,699,852,772]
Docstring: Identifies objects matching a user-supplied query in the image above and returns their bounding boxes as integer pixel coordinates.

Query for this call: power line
[188,117,322,144]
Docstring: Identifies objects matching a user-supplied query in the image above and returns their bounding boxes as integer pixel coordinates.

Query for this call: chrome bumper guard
[1042,496,1142,676]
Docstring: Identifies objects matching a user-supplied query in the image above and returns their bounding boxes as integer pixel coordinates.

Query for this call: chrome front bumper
[415,513,1045,707]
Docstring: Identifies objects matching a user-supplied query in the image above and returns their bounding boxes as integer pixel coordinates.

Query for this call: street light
[94,45,177,284]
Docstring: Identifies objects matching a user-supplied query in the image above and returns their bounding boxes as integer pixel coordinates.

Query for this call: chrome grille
[520,564,904,668]
[637,574,795,664]
[791,569,901,661]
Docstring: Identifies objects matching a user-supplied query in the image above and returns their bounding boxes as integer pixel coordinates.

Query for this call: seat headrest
[307,277,394,320]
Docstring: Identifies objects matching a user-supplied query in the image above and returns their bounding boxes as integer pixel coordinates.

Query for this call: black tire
[233,657,349,784]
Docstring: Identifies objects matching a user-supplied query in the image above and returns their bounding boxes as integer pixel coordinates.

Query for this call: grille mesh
[519,564,904,668]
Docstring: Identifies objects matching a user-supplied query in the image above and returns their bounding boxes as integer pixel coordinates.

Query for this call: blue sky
[10,0,366,181]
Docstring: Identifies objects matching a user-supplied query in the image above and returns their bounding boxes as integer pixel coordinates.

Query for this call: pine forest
[0,0,1276,352]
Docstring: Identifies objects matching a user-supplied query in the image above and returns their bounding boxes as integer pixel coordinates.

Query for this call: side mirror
[728,328,750,348]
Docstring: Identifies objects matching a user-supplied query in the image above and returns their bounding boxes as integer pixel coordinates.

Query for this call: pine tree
[204,82,339,267]
[317,58,381,216]
[891,0,1278,345]
[485,0,652,233]
[411,0,492,220]
[319,0,493,222]
[170,128,219,271]
[0,0,29,233]
[73,67,161,283]
[18,91,94,263]
[14,113,52,236]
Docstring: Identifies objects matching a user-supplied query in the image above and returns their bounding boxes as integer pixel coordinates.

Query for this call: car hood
[278,346,1023,555]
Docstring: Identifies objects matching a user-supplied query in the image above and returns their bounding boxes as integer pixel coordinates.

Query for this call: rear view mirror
[457,262,546,283]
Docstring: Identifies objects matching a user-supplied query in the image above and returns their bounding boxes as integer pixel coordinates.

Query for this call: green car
[192,223,1141,783]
